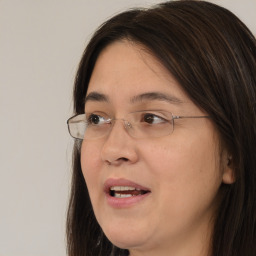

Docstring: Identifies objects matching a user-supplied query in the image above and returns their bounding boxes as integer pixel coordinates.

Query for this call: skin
[81,40,234,256]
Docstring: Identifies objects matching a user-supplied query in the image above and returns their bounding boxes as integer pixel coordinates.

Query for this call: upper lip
[104,178,151,194]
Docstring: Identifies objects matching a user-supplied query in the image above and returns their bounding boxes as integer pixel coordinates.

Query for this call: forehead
[86,40,193,111]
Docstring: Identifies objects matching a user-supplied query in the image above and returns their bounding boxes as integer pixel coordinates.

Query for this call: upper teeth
[110,186,140,191]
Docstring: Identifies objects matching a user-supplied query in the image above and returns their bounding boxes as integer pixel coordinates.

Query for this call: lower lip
[105,192,151,208]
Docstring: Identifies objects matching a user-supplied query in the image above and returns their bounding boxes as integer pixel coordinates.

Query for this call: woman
[66,1,256,255]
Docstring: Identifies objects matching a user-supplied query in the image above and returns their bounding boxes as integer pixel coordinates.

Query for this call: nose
[100,119,139,166]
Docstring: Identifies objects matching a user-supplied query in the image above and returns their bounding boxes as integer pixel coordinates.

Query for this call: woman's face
[81,40,233,255]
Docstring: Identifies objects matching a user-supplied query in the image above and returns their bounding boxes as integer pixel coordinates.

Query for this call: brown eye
[142,113,166,124]
[143,114,155,124]
[87,114,106,126]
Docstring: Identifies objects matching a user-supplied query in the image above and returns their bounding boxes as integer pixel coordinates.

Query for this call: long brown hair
[67,1,256,255]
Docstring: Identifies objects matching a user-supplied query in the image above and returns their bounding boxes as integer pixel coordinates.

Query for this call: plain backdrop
[0,1,255,256]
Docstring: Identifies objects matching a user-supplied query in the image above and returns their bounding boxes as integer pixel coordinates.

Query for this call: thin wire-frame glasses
[67,110,210,140]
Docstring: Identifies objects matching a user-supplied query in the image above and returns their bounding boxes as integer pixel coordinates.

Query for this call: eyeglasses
[67,110,210,140]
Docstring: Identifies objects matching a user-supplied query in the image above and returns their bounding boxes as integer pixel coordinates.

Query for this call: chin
[108,236,144,251]
[103,225,150,250]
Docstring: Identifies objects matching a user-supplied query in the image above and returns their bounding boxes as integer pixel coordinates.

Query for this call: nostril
[106,157,129,165]
[119,157,129,162]
[118,157,129,162]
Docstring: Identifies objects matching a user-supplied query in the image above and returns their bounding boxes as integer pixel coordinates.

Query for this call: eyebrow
[84,91,183,105]
[130,92,183,104]
[84,92,109,105]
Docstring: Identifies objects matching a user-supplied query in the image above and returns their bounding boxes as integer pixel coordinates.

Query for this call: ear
[222,156,235,184]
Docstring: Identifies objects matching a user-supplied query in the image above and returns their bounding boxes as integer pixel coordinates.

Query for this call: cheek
[80,141,102,197]
[141,135,223,233]
[143,137,211,175]
[147,130,219,174]
[81,141,101,170]
[143,133,222,202]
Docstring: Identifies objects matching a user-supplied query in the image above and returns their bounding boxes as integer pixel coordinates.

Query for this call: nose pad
[122,119,135,138]
[123,120,132,129]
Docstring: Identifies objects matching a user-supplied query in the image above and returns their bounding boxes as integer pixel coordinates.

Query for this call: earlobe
[222,157,235,184]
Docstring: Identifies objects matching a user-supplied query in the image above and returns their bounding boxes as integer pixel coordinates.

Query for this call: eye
[141,113,167,124]
[86,113,109,126]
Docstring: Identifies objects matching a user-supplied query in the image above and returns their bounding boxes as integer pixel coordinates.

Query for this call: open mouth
[109,186,150,198]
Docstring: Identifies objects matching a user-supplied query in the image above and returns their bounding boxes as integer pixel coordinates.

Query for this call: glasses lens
[67,111,174,140]
[127,111,174,138]
[68,114,86,139]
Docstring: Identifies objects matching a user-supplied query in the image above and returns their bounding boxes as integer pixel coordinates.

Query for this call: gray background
[0,0,255,255]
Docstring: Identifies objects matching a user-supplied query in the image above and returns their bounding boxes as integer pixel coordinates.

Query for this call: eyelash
[140,113,167,124]
[86,113,108,125]
[85,111,170,126]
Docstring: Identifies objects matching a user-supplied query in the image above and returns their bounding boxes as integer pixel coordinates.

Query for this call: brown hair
[67,1,256,255]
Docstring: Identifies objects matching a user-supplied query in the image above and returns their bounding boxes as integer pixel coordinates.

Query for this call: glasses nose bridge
[107,117,133,139]
[111,117,132,130]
